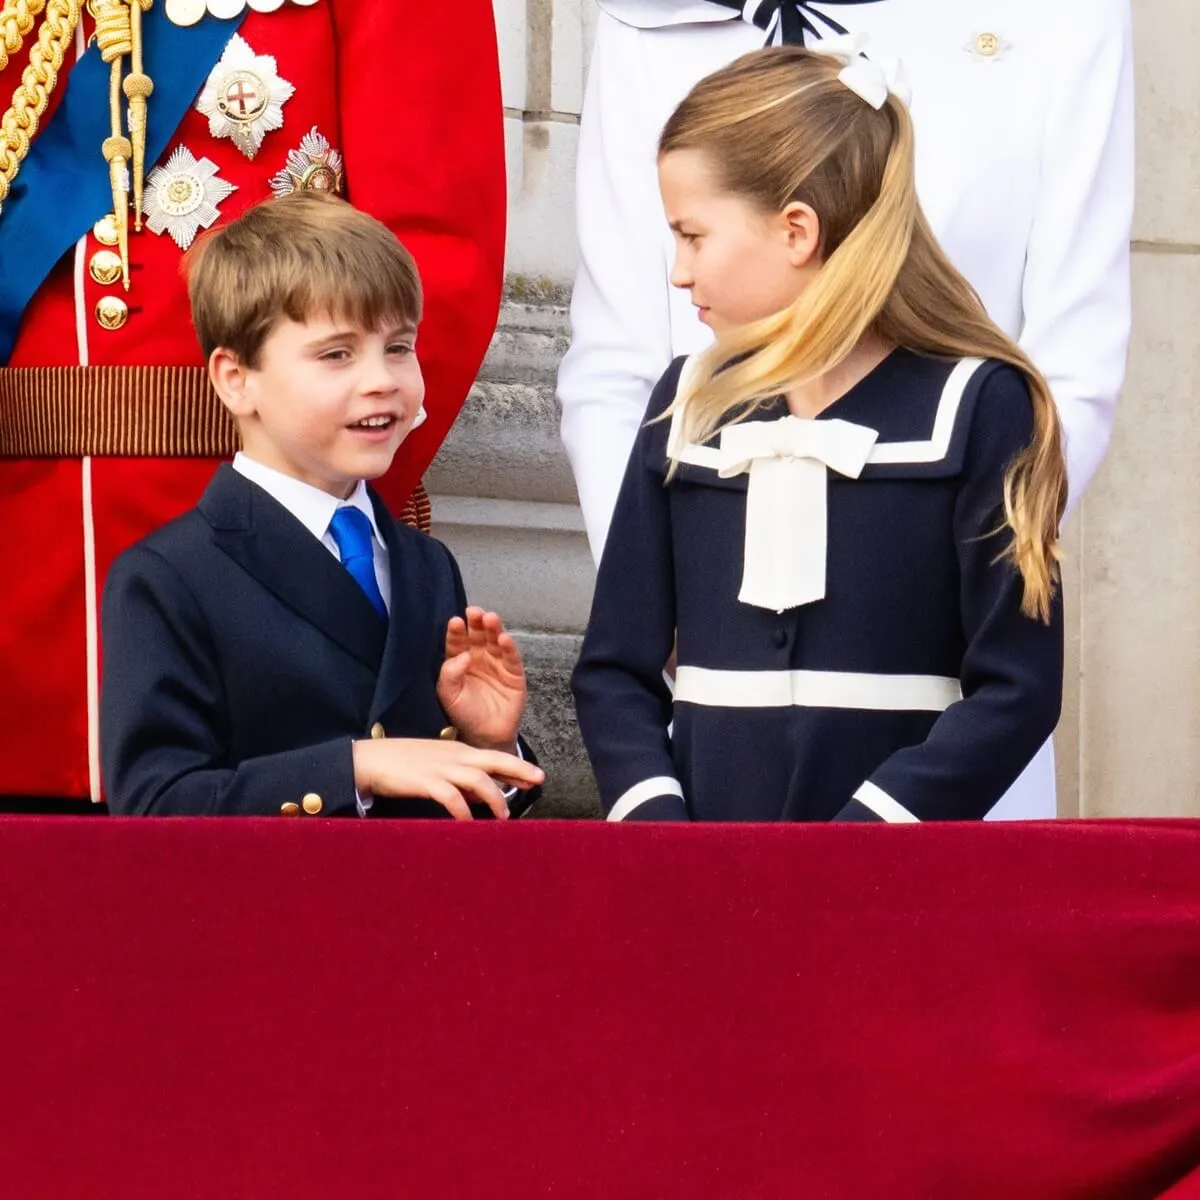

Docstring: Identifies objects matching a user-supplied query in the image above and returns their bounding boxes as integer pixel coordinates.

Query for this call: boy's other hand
[437,608,527,751]
[352,738,543,821]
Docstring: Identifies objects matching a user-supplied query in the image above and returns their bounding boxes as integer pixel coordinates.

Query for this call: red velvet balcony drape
[1,819,1198,1198]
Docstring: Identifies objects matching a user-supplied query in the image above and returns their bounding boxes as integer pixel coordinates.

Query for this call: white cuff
[608,776,684,822]
[853,781,919,824]
[500,736,524,802]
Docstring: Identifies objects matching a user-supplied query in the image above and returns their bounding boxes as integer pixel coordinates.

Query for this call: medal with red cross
[194,34,296,160]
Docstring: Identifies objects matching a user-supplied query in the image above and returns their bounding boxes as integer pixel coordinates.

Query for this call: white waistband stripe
[853,782,919,823]
[609,776,684,822]
[674,667,961,712]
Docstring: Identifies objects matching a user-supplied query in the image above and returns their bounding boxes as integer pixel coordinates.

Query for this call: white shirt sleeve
[557,9,676,564]
[1019,0,1135,511]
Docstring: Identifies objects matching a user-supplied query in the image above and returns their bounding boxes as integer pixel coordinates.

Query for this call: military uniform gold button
[301,792,323,815]
[974,32,1000,57]
[438,725,458,741]
[92,213,120,246]
[89,250,124,286]
[95,296,129,331]
[370,722,386,740]
[280,801,300,816]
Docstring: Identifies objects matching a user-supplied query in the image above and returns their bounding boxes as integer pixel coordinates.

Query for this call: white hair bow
[807,32,912,111]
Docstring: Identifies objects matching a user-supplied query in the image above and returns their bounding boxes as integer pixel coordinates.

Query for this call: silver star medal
[269,127,345,198]
[195,33,296,160]
[144,147,237,250]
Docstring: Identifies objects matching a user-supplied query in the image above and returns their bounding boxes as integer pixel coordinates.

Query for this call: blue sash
[0,8,245,364]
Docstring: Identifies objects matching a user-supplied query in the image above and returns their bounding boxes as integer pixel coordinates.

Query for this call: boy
[0,1,507,810]
[100,193,543,818]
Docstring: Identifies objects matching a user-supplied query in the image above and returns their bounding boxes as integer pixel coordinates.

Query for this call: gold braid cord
[0,0,48,70]
[123,0,151,228]
[94,0,133,284]
[93,0,152,280]
[0,0,79,215]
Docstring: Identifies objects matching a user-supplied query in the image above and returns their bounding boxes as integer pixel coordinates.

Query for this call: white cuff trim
[500,736,525,802]
[853,782,919,824]
[608,776,684,822]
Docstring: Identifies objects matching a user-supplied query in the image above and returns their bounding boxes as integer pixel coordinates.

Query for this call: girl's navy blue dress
[572,349,1064,822]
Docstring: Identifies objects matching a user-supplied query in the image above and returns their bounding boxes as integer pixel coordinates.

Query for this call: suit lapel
[368,489,442,722]
[200,465,388,670]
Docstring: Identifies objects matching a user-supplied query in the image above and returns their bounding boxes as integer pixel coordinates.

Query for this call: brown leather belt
[0,365,237,458]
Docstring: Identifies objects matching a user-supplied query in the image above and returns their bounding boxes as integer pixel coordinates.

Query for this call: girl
[559,0,1133,822]
[571,43,1066,823]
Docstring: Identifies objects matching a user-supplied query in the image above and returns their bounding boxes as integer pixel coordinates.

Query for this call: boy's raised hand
[437,607,527,752]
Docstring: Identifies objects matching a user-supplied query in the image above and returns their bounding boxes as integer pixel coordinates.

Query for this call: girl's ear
[781,201,822,270]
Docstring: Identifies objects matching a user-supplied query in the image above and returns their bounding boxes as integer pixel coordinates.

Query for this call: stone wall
[435,1,1200,817]
[1060,1,1200,817]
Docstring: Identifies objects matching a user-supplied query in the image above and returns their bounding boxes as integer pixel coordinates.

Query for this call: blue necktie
[328,506,388,620]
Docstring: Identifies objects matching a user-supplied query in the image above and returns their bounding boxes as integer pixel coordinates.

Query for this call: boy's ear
[781,201,822,270]
[208,347,256,418]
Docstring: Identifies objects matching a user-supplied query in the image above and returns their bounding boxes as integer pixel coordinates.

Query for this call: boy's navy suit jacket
[101,464,539,817]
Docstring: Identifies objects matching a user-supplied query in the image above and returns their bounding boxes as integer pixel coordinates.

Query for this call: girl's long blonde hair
[659,47,1066,622]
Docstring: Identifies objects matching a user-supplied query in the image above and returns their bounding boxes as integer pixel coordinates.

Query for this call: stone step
[428,494,594,634]
[478,299,572,386]
[430,291,579,506]
[426,379,577,506]
[512,631,599,819]
[429,287,597,818]
[425,496,597,812]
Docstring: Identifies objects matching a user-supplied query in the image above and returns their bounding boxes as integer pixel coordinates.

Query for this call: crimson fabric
[1,819,1198,1198]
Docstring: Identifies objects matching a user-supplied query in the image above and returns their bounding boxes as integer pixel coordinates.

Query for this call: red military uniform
[0,1,506,802]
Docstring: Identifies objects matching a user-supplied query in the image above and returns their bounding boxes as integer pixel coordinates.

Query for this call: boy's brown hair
[185,192,423,366]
